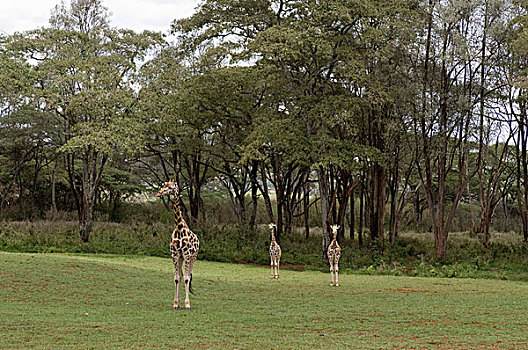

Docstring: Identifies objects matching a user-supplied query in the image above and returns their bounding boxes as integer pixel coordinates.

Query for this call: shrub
[2,220,528,281]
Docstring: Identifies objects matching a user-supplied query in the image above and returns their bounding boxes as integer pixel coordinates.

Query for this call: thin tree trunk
[67,147,107,242]
[80,192,94,242]
[389,147,400,248]
[503,196,509,232]
[319,166,330,261]
[358,171,365,248]
[349,188,355,240]
[249,161,259,229]
[50,160,58,220]
[521,101,528,242]
[369,162,386,251]
[260,161,275,225]
[468,176,476,234]
[304,171,310,239]
[476,0,489,239]
[272,153,284,241]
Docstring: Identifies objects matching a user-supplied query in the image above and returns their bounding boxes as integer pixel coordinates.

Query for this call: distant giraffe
[157,179,200,309]
[269,223,281,279]
[328,224,342,286]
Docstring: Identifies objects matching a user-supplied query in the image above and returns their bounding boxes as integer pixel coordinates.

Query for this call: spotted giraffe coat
[170,220,200,260]
[269,239,281,262]
[327,236,341,264]
[269,225,281,262]
[157,179,199,305]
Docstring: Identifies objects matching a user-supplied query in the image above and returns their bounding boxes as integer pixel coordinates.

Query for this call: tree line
[1,0,528,260]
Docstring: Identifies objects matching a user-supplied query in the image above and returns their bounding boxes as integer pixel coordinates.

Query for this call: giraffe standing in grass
[269,223,281,279]
[328,224,342,286]
[157,179,200,310]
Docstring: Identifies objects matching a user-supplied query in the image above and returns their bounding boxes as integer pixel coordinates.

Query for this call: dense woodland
[2,0,528,262]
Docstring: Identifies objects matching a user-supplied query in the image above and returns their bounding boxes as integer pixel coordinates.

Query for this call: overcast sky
[0,0,201,35]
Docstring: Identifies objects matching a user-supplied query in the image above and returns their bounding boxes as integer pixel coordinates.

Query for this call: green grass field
[1,252,528,349]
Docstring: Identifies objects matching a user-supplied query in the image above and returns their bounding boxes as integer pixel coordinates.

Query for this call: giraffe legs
[271,258,280,279]
[329,257,335,286]
[184,256,196,310]
[173,256,183,309]
[270,257,280,279]
[334,260,340,287]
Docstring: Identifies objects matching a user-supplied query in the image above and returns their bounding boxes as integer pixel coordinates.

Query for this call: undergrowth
[1,220,528,281]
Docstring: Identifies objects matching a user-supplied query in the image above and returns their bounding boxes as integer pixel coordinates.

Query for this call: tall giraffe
[269,223,281,279]
[157,179,200,309]
[327,224,342,286]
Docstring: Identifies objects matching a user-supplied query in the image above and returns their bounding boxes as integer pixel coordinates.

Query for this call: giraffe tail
[189,273,194,295]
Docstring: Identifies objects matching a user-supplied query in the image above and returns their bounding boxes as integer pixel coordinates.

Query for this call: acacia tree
[173,0,302,239]
[138,43,234,223]
[459,0,516,247]
[410,0,509,259]
[0,108,61,216]
[3,0,162,241]
[0,38,37,210]
[506,0,528,241]
[176,66,267,227]
[174,0,420,253]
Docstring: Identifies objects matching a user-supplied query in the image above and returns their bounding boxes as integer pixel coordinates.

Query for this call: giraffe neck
[172,195,186,228]
[332,231,337,242]
[271,227,276,242]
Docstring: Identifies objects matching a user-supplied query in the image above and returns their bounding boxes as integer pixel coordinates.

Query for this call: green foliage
[0,2,166,241]
[0,221,167,256]
[2,0,528,264]
[2,220,528,281]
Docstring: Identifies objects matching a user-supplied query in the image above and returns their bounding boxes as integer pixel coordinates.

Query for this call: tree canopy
[2,0,528,260]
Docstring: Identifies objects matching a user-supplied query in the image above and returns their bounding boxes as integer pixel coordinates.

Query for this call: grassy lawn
[1,252,528,349]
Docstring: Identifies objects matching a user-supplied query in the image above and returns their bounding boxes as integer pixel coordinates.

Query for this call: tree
[507,0,528,241]
[3,0,162,241]
[137,44,224,224]
[174,0,420,255]
[412,0,484,259]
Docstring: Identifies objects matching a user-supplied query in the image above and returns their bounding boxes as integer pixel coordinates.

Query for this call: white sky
[0,0,201,35]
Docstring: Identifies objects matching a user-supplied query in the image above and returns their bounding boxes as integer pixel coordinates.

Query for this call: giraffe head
[156,179,179,198]
[330,224,340,239]
[269,223,276,240]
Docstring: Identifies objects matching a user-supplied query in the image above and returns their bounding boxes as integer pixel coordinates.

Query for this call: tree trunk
[482,211,491,248]
[476,0,489,240]
[67,147,107,242]
[272,153,284,242]
[304,170,310,239]
[502,196,509,232]
[249,160,259,229]
[260,161,275,224]
[389,149,400,248]
[336,181,348,243]
[414,189,422,222]
[186,152,209,223]
[521,109,528,243]
[434,225,448,260]
[50,160,58,220]
[318,166,330,260]
[358,172,365,248]
[349,189,355,240]
[79,192,94,242]
[467,176,476,234]
[369,162,386,251]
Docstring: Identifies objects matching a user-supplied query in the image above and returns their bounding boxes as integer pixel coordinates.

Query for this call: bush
[2,220,528,281]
